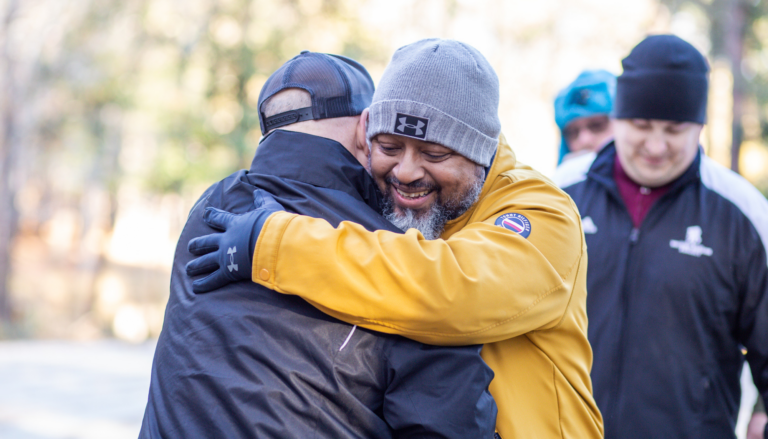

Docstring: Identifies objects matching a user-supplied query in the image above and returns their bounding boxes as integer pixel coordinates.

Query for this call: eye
[631,119,651,130]
[378,144,400,155]
[563,127,579,141]
[424,152,451,161]
[665,124,686,134]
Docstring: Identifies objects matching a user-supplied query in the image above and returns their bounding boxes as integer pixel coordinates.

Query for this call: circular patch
[495,213,531,238]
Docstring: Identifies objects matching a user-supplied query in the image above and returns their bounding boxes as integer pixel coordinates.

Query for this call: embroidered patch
[495,213,531,238]
[394,113,428,139]
[669,225,713,257]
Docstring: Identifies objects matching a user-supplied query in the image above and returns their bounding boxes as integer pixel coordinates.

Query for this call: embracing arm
[252,173,586,345]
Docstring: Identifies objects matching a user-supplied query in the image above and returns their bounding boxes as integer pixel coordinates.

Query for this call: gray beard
[381,175,484,240]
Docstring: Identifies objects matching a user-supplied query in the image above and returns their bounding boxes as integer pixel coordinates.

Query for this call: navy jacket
[139,130,497,438]
[555,144,768,439]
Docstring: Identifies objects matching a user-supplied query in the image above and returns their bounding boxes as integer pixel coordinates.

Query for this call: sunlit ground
[0,340,758,439]
[0,340,155,439]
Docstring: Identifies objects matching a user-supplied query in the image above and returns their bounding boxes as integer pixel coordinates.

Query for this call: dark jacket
[555,143,768,439]
[139,130,497,439]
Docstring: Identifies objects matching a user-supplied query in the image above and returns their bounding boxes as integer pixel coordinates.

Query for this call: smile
[395,187,432,199]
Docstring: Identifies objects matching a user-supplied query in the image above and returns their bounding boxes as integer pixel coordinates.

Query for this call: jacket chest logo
[394,113,429,139]
[669,226,713,257]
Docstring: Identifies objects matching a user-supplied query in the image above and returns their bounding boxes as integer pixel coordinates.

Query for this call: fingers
[191,270,231,294]
[188,234,220,255]
[253,189,284,212]
[186,252,219,277]
[203,207,237,231]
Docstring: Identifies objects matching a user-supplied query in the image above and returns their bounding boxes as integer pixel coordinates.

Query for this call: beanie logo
[569,88,591,106]
[394,113,429,139]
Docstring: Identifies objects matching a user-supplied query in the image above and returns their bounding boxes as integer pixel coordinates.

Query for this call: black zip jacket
[555,143,768,439]
[139,130,497,438]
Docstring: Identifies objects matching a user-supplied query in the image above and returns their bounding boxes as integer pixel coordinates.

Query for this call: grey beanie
[366,39,501,166]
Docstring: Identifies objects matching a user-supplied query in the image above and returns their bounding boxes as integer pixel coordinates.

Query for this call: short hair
[261,88,312,118]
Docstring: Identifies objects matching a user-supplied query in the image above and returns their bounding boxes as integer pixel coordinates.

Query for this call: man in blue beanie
[555,34,768,438]
[554,70,616,164]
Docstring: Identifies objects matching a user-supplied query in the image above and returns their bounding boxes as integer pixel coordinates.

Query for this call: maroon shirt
[613,155,671,228]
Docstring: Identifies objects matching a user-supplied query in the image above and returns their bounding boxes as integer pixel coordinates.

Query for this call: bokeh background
[0,0,766,437]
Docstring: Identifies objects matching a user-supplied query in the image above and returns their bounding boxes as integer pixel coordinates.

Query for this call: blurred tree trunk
[0,0,20,324]
[723,0,747,173]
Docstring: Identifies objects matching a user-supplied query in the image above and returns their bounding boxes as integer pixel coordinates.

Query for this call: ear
[353,108,371,164]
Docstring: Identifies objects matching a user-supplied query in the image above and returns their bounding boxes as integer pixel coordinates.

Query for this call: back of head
[258,51,375,134]
[261,88,312,119]
[614,34,710,123]
[365,38,501,167]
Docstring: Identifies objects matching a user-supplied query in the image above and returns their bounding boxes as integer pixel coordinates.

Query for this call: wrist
[249,210,278,259]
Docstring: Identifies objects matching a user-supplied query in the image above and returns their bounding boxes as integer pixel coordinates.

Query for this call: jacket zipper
[606,226,639,437]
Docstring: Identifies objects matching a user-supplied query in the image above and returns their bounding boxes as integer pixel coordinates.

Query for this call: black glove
[186,190,284,293]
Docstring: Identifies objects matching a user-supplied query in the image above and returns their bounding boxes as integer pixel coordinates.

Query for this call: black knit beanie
[614,35,709,123]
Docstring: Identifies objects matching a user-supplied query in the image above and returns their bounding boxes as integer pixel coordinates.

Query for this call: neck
[268,117,360,160]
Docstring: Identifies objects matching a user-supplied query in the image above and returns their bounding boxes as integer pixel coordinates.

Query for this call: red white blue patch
[495,213,531,238]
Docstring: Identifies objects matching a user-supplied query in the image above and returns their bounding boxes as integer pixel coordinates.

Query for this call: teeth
[396,188,430,199]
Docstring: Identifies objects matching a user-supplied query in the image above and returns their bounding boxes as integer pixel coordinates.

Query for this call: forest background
[1,0,767,342]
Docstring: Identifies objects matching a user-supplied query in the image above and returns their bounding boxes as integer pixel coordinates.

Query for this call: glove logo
[227,247,238,272]
[495,213,531,238]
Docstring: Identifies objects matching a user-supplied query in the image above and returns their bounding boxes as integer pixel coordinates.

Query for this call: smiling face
[369,133,485,239]
[613,119,703,187]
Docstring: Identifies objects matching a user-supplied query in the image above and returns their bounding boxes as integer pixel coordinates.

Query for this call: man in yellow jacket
[188,39,603,438]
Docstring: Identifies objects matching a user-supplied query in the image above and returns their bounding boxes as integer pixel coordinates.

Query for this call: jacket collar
[588,141,702,197]
[441,134,517,236]
[250,130,383,210]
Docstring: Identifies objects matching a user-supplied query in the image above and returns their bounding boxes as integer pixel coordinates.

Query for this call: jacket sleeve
[383,343,497,438]
[252,174,585,345]
[738,231,768,408]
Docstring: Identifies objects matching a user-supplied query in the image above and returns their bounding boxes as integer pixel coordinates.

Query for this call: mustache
[384,175,437,192]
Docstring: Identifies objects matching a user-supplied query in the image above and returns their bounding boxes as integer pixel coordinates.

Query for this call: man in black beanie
[555,34,768,439]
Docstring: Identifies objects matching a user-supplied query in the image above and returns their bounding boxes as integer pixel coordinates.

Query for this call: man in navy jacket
[139,51,497,438]
[555,35,768,439]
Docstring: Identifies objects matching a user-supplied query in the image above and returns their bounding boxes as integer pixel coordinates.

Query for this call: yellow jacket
[252,136,603,438]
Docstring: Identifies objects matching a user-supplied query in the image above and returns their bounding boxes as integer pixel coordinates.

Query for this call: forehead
[375,133,452,151]
[620,118,691,128]
[565,114,609,129]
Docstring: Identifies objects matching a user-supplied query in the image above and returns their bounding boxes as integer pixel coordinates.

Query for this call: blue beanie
[554,69,616,164]
[614,35,709,123]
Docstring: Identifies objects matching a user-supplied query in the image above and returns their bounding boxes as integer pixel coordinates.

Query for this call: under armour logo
[227,247,238,272]
[669,226,713,257]
[394,113,428,139]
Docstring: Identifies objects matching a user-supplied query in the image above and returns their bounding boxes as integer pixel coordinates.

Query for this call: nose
[392,150,425,184]
[644,134,666,156]
[574,129,596,151]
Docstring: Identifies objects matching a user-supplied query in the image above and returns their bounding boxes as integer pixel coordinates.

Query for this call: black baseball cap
[257,50,375,134]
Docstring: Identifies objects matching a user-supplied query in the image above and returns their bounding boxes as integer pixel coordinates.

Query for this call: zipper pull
[629,228,639,243]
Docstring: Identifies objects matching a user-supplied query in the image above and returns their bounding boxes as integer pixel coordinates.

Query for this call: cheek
[671,138,699,165]
[431,165,475,195]
[370,153,395,184]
